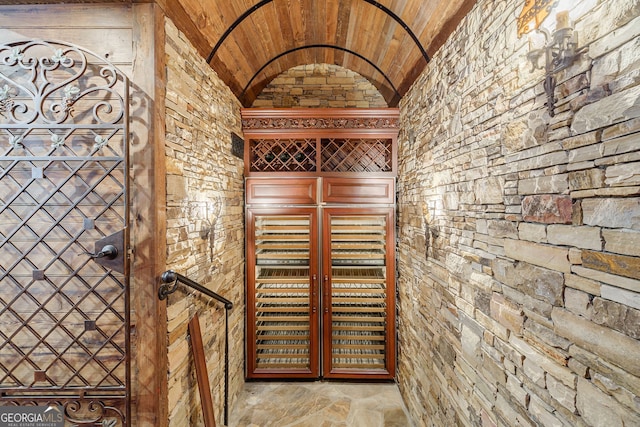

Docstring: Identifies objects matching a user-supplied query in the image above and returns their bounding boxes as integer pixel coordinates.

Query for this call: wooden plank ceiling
[2,0,476,107]
[165,0,476,107]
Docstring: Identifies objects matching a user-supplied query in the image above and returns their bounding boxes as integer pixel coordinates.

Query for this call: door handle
[324,274,330,313]
[312,274,317,313]
[83,244,118,260]
[83,229,125,274]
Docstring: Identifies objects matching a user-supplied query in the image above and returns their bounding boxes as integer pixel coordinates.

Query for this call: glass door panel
[323,209,395,379]
[247,209,318,378]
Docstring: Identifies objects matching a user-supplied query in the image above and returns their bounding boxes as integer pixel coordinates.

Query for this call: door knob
[81,229,125,274]
[84,244,118,260]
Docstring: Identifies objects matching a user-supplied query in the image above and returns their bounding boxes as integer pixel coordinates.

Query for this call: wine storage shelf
[327,214,388,373]
[243,108,398,381]
[247,200,395,380]
[252,215,314,372]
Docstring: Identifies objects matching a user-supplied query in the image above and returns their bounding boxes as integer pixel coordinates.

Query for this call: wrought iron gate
[0,40,130,425]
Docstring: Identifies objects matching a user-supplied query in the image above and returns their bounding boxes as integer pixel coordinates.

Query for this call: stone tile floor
[229,381,414,427]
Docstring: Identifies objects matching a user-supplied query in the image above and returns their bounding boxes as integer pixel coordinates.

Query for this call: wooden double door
[246,181,396,380]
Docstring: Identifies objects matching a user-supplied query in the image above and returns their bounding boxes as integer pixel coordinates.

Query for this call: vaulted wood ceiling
[162,0,476,107]
[2,0,476,107]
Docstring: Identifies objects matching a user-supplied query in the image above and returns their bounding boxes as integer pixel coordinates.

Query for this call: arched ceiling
[1,0,476,107]
[162,0,477,107]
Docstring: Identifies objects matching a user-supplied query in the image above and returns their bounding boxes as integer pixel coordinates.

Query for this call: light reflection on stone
[229,382,412,426]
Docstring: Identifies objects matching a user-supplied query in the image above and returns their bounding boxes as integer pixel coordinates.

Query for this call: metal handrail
[158,270,233,425]
[159,270,233,309]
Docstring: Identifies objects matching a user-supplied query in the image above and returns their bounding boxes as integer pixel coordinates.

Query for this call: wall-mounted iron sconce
[518,1,582,117]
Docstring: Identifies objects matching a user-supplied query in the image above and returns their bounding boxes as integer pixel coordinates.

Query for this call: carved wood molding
[240,108,400,130]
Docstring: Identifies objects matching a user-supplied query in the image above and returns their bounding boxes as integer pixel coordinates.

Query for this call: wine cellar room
[1,0,640,426]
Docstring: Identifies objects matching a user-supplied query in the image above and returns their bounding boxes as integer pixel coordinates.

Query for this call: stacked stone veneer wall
[164,20,245,426]
[397,0,640,426]
[252,63,388,108]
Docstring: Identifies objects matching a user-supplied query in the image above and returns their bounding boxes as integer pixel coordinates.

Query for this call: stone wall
[164,19,245,426]
[397,0,640,426]
[252,63,388,108]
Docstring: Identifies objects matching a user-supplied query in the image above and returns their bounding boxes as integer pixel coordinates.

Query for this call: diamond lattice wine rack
[242,108,399,177]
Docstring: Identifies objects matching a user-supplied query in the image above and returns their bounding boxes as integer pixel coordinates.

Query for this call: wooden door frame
[130,4,168,426]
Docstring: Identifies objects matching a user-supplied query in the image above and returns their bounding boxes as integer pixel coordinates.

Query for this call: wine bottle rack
[243,108,398,380]
[321,138,392,173]
[248,137,393,173]
[249,138,316,172]
[248,210,319,377]
[326,213,390,374]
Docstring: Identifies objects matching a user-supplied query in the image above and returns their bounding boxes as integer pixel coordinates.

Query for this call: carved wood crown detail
[241,117,399,129]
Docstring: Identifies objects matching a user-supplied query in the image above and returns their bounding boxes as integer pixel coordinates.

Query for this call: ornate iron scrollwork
[0,41,124,128]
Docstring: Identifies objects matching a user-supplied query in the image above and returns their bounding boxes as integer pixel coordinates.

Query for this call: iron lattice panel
[321,138,392,173]
[250,138,316,172]
[0,40,129,425]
